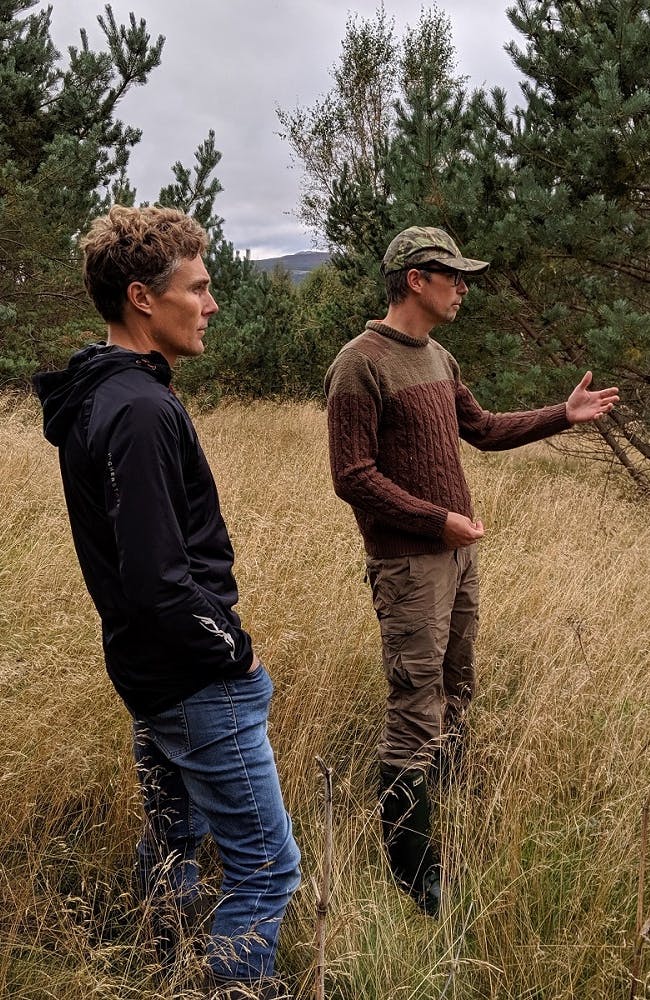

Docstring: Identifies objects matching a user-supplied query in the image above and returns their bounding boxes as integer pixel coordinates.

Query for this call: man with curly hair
[33,206,300,1000]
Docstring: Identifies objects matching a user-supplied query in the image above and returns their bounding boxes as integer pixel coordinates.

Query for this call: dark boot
[146,889,214,972]
[436,724,466,787]
[378,763,441,916]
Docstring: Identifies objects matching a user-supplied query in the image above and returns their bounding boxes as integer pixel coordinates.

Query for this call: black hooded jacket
[33,344,254,715]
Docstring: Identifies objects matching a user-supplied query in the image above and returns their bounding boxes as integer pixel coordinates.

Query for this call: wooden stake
[630,795,650,1000]
[314,756,333,1000]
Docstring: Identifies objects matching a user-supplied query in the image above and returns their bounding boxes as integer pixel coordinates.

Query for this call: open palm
[566,371,619,424]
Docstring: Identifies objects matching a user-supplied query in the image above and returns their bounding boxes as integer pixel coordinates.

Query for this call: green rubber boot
[378,763,441,916]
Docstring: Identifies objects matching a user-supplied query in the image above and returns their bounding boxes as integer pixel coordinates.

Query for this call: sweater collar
[366,320,430,348]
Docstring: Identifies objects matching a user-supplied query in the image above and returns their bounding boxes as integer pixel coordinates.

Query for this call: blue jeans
[132,664,300,981]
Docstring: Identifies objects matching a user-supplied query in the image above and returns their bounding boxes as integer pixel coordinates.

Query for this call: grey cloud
[44,0,523,256]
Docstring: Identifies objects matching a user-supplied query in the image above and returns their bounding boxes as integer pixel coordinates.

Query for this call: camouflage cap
[381,226,490,276]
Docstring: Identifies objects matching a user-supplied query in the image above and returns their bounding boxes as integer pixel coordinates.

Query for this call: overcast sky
[43,1,525,258]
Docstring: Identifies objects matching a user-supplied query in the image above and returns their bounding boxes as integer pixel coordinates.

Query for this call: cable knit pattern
[325,321,570,558]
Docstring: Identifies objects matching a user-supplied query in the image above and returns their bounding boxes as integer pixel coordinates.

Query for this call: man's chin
[177,343,205,364]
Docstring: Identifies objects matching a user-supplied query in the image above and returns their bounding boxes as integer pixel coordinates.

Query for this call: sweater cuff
[548,402,572,431]
[430,505,449,538]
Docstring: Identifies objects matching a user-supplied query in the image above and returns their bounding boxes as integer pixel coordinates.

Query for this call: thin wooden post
[630,795,650,1000]
[314,757,333,1000]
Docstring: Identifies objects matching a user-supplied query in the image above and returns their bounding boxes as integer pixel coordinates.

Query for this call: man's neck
[382,303,437,341]
[106,320,153,357]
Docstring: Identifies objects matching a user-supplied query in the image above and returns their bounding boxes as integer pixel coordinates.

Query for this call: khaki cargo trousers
[366,546,479,771]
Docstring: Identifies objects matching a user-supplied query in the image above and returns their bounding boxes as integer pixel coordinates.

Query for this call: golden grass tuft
[1,395,649,998]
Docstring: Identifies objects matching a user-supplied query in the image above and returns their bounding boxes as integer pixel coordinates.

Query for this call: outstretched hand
[566,371,619,424]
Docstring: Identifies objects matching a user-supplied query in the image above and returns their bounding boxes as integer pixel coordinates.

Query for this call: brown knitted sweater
[325,321,571,558]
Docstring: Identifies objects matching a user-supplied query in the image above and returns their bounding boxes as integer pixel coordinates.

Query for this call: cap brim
[423,254,490,274]
[382,251,491,276]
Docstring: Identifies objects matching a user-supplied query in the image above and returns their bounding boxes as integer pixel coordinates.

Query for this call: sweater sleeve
[325,348,449,538]
[98,393,253,674]
[455,380,571,451]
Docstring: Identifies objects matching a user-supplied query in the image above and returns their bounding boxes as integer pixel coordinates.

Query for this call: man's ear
[126,281,154,316]
[406,268,425,294]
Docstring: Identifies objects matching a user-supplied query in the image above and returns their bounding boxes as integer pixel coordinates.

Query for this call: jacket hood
[32,344,172,446]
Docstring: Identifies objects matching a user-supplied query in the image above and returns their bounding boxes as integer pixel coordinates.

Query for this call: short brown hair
[384,267,433,305]
[80,205,209,322]
[384,268,410,305]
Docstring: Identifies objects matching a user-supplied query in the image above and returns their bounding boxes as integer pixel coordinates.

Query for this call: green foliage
[174,265,345,401]
[287,262,372,394]
[278,4,466,393]
[0,3,303,402]
[171,259,380,402]
[158,130,224,236]
[276,5,398,234]
[279,0,650,486]
[278,5,460,243]
[174,270,296,400]
[0,0,164,381]
[0,0,326,403]
[471,0,650,481]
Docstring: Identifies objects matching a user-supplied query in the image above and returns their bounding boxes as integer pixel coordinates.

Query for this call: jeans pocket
[240,663,274,703]
[137,701,191,760]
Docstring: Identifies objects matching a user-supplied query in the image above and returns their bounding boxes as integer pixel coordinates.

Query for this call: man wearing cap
[324,226,618,916]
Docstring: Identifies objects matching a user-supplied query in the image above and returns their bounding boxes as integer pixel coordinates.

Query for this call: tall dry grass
[0,395,648,999]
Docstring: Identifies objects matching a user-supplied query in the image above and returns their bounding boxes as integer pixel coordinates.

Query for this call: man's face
[413,266,469,326]
[147,255,218,365]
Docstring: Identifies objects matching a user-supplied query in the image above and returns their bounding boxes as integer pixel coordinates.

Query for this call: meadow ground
[0,396,648,1000]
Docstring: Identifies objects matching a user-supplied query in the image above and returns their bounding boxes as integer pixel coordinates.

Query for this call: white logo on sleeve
[192,615,236,660]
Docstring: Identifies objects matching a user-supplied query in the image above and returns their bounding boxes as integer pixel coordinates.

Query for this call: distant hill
[252,250,330,284]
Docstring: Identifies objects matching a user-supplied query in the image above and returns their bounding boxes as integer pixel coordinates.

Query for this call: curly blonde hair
[80,205,208,322]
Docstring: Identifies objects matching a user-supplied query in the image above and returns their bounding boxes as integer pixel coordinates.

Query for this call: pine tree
[155,130,287,401]
[0,1,163,380]
[1,2,287,400]
[278,5,460,252]
[158,130,224,237]
[279,1,650,487]
[278,4,464,368]
[468,0,650,486]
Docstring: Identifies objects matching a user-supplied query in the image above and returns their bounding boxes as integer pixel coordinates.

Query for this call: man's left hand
[566,371,619,424]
